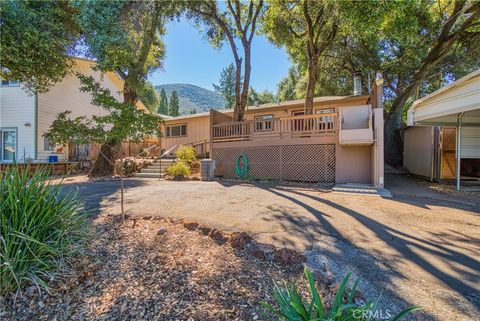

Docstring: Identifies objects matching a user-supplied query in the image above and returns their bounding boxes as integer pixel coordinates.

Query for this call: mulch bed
[2,215,309,321]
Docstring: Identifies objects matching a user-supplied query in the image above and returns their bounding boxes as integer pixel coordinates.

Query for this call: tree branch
[248,0,264,43]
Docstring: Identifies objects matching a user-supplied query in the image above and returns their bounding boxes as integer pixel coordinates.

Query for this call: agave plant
[0,166,88,295]
[262,267,420,321]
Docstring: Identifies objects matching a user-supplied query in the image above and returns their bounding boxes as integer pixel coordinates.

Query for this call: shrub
[0,166,88,294]
[262,267,420,321]
[175,145,196,164]
[166,160,191,178]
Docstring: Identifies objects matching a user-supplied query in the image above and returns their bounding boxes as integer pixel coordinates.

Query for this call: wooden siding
[160,115,211,155]
[37,59,124,162]
[0,86,36,161]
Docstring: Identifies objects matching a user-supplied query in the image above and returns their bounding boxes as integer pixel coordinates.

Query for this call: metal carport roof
[407,69,480,190]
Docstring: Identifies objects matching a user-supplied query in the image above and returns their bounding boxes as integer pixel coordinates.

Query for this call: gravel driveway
[67,173,480,321]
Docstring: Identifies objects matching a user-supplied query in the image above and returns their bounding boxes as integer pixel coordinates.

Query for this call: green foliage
[166,161,191,178]
[137,82,160,113]
[169,90,180,116]
[158,88,169,115]
[263,267,421,321]
[248,87,277,106]
[175,145,196,164]
[0,166,88,294]
[0,0,81,93]
[75,0,178,104]
[213,63,236,108]
[277,67,300,101]
[45,73,161,146]
[263,0,339,71]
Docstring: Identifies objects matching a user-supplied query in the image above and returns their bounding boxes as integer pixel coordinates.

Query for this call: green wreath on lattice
[235,153,249,178]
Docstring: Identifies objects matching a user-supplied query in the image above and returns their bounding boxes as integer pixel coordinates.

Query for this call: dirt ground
[2,216,305,321]
[59,172,479,321]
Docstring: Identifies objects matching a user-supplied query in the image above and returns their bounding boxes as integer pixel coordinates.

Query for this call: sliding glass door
[0,128,17,162]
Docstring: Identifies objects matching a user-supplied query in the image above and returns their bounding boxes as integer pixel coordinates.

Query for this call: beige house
[0,57,146,163]
[405,69,480,190]
[160,74,385,186]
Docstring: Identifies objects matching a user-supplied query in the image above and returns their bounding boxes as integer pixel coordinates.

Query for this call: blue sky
[148,17,291,92]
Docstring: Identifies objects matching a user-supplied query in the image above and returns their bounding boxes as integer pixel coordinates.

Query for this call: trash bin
[200,159,215,181]
[48,155,58,163]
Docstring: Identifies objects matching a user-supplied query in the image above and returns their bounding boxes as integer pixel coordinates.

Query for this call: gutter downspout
[456,112,464,191]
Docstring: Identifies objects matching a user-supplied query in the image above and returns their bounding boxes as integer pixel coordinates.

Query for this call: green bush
[175,145,196,164]
[263,267,420,321]
[0,166,88,294]
[166,160,191,178]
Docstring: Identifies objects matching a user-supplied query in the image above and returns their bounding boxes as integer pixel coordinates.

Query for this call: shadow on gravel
[257,185,479,320]
[61,179,148,215]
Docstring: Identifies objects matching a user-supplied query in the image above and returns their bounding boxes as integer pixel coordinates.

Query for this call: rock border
[180,219,306,266]
[124,215,306,266]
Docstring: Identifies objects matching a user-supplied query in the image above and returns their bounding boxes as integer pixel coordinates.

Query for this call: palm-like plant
[263,267,420,321]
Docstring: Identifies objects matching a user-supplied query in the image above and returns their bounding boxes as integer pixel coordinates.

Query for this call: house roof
[411,69,480,109]
[407,69,480,126]
[164,95,370,121]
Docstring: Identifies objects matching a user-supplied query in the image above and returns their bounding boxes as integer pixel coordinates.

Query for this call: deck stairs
[134,158,175,179]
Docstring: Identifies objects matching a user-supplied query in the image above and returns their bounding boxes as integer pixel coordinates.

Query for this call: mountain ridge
[155,83,226,115]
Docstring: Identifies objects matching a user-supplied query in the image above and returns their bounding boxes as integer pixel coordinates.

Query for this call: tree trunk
[236,43,252,121]
[305,59,318,114]
[89,86,138,177]
[89,140,120,177]
[232,58,243,121]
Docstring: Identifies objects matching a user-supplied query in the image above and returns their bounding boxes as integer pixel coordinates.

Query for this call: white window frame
[44,136,55,151]
[254,114,274,132]
[1,79,20,87]
[166,124,187,137]
[315,108,335,130]
[0,127,18,163]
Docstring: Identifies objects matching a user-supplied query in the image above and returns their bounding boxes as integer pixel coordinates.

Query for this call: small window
[254,115,274,132]
[166,124,187,137]
[315,108,335,130]
[44,137,55,151]
[1,79,19,86]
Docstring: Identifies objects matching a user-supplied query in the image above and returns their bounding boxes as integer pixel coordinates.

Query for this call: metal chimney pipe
[353,71,363,96]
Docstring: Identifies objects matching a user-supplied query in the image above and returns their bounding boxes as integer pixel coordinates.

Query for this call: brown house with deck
[158,75,385,187]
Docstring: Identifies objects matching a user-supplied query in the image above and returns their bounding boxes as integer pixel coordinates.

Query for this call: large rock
[209,229,228,245]
[183,221,199,231]
[198,225,212,235]
[275,248,305,265]
[228,232,253,250]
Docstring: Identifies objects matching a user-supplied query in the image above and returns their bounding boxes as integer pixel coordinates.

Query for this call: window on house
[166,124,187,137]
[1,79,19,86]
[254,115,274,132]
[315,108,335,130]
[44,137,55,151]
[0,128,17,163]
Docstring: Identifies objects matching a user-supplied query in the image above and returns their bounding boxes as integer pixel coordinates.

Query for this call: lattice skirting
[212,144,335,182]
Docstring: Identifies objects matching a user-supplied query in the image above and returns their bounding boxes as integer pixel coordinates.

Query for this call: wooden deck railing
[212,113,337,142]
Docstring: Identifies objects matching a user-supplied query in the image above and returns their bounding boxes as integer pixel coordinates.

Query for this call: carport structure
[407,69,480,190]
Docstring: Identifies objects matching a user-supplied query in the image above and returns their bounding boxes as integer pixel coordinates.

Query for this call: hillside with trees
[155,83,226,115]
